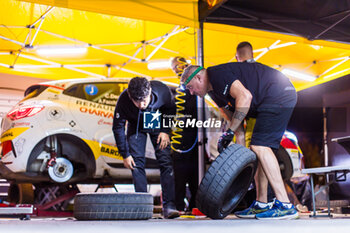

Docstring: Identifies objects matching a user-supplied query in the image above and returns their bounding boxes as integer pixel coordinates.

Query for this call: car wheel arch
[27,133,96,180]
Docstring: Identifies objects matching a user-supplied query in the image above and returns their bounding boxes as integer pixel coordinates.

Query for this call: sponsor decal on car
[101,146,120,158]
[79,107,113,119]
[47,88,61,95]
[85,85,98,96]
[82,139,123,161]
[98,119,113,126]
[69,120,76,127]
[47,95,59,100]
[76,100,114,111]
[47,108,63,120]
[14,138,25,155]
[96,93,119,105]
[100,144,123,160]
[11,122,30,128]
[104,93,119,99]
[97,98,117,106]
[0,127,30,142]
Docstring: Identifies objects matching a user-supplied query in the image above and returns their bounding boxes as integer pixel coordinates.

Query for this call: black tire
[196,144,257,219]
[74,193,154,220]
[274,146,293,181]
[7,183,34,204]
[316,200,349,208]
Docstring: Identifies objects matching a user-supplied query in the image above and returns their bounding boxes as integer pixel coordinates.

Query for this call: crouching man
[112,77,179,219]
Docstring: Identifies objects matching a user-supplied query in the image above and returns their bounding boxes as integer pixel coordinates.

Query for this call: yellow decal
[82,139,123,161]
[0,127,30,142]
[290,149,299,153]
[47,88,60,95]
[118,83,128,93]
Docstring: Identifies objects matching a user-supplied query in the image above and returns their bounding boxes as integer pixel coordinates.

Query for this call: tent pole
[29,6,55,47]
[323,106,331,212]
[0,35,24,47]
[323,107,329,167]
[314,12,350,39]
[197,20,206,184]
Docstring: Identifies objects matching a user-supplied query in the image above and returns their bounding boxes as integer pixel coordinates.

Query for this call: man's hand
[217,129,234,153]
[157,132,170,150]
[123,155,135,170]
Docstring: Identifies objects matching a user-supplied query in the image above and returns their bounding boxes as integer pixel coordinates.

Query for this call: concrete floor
[1,213,350,233]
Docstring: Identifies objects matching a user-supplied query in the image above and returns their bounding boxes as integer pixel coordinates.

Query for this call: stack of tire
[74,144,257,220]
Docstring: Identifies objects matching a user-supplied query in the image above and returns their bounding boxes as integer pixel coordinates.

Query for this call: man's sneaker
[234,200,270,219]
[255,199,299,220]
[163,207,180,219]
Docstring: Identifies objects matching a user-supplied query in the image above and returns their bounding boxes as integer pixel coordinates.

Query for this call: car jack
[0,188,78,220]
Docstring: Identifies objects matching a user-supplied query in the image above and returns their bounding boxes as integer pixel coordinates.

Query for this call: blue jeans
[128,132,175,208]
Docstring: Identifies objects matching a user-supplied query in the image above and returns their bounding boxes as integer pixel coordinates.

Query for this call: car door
[64,81,128,170]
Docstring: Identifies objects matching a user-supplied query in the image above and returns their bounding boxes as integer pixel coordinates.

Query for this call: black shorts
[251,95,297,149]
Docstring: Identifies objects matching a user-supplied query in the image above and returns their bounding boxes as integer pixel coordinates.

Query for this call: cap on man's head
[127,77,151,101]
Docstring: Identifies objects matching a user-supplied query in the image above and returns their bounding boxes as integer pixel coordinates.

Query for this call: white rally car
[0,78,305,186]
[0,78,161,185]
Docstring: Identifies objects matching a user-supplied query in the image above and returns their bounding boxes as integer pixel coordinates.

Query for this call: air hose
[170,86,198,153]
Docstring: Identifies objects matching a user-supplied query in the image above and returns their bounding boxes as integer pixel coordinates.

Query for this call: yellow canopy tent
[0,0,349,91]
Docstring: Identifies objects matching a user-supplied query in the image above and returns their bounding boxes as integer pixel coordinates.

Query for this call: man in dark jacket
[112,77,179,219]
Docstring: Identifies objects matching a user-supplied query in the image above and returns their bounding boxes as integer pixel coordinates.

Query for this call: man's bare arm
[219,107,233,121]
[228,80,252,132]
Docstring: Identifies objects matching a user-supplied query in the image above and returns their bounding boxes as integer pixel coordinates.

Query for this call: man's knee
[251,144,266,152]
[157,155,173,169]
[132,155,146,167]
[251,145,274,158]
[156,147,172,165]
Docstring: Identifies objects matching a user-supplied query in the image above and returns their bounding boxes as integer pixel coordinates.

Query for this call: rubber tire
[196,144,257,219]
[316,200,349,208]
[274,146,293,181]
[7,183,34,204]
[74,193,154,220]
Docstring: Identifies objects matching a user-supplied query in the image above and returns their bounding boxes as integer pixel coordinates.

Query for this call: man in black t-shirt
[236,41,276,216]
[180,63,298,220]
[236,41,255,63]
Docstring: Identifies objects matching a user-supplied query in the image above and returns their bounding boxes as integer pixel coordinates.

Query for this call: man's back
[207,62,295,108]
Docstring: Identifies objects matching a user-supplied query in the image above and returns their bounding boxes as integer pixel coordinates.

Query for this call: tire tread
[74,193,153,220]
[196,144,257,219]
